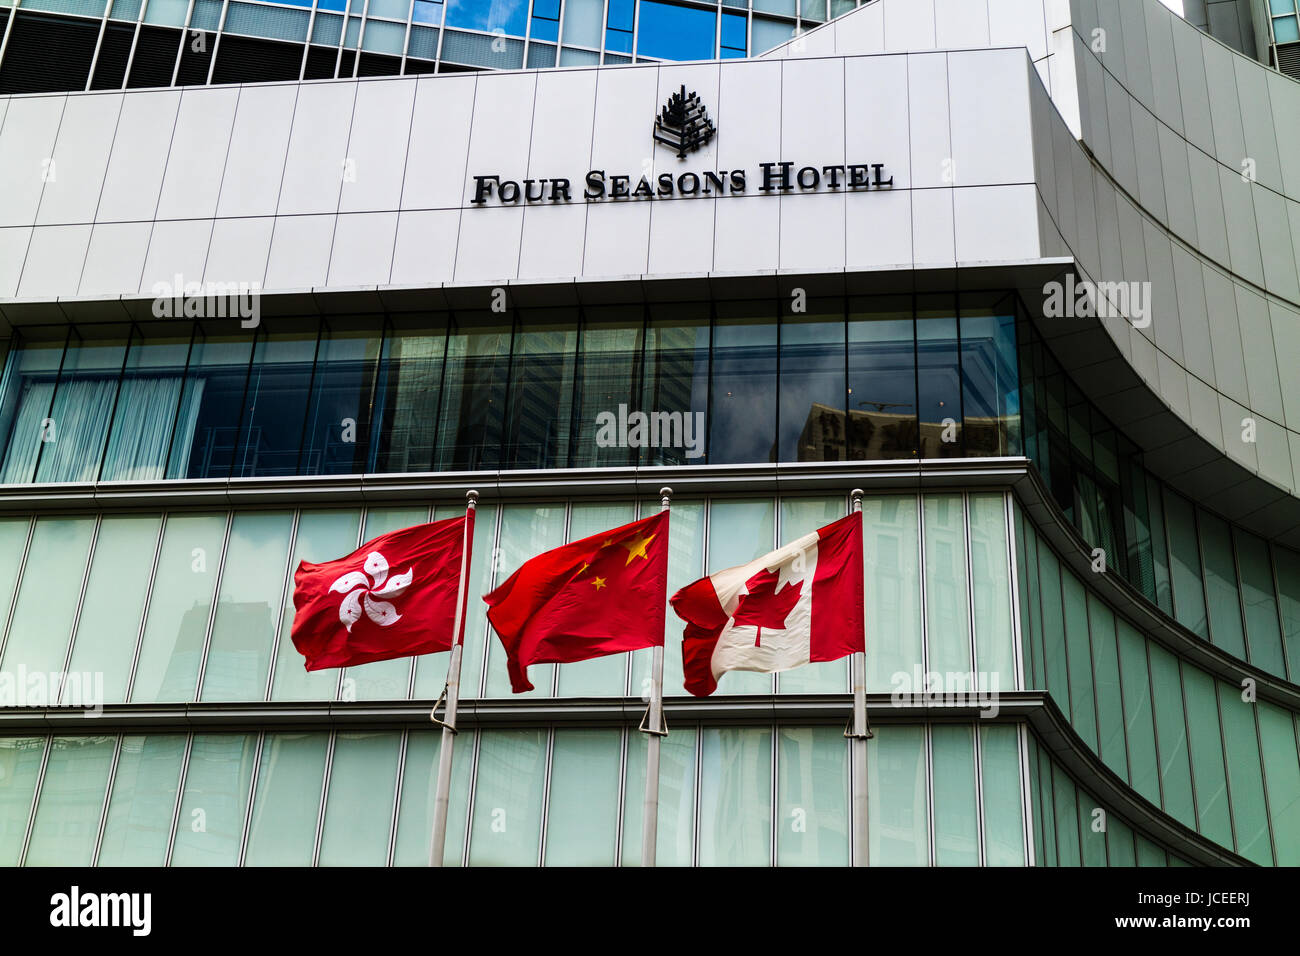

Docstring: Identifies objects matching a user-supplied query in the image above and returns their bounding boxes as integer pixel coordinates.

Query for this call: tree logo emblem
[653,84,716,158]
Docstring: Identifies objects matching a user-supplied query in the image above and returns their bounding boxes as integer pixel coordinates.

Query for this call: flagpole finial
[466,489,480,506]
[659,486,672,504]
[851,488,864,512]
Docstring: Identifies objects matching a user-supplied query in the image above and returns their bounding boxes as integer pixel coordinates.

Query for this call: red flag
[484,511,669,693]
[291,516,467,671]
[671,511,864,696]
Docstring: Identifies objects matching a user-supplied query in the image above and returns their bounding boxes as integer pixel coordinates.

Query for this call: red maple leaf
[732,567,803,647]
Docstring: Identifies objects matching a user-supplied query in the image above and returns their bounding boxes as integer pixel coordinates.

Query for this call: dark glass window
[778,300,845,462]
[168,325,255,480]
[959,292,1019,458]
[435,312,511,472]
[847,294,916,460]
[640,303,710,467]
[299,319,382,476]
[636,0,715,60]
[371,315,448,474]
[233,322,318,478]
[916,294,962,458]
[710,302,777,465]
[503,311,576,470]
[101,323,194,483]
[721,11,747,57]
[571,306,643,469]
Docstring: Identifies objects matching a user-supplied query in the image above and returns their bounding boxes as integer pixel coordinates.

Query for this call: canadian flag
[670,512,864,696]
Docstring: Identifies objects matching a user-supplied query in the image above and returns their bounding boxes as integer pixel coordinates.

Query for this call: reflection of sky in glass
[445,0,528,36]
[636,0,715,61]
[317,0,348,13]
[412,0,442,24]
[721,12,745,51]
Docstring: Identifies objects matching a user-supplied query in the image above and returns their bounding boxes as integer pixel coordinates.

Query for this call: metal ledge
[0,690,1245,866]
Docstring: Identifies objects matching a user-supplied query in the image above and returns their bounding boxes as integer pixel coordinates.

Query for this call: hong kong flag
[484,512,669,693]
[291,516,468,671]
[670,512,864,696]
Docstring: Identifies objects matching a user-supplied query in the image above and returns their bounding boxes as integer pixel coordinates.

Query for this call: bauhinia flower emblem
[329,551,414,632]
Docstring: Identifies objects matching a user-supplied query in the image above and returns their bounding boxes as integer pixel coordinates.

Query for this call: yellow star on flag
[591,576,607,591]
[621,532,657,566]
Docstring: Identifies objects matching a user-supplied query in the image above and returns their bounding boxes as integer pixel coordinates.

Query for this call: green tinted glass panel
[1,516,94,681]
[1061,571,1097,750]
[1076,790,1106,866]
[1036,746,1057,866]
[869,725,928,866]
[244,732,327,866]
[1116,621,1160,804]
[468,729,547,865]
[1181,668,1231,847]
[170,733,256,866]
[319,731,401,866]
[864,495,921,692]
[132,514,227,703]
[969,493,1015,691]
[622,725,697,867]
[202,511,293,702]
[699,727,772,866]
[777,725,848,865]
[924,495,972,677]
[544,728,621,865]
[931,725,979,866]
[0,739,43,865]
[1217,686,1272,865]
[1088,596,1126,780]
[1236,532,1285,676]
[393,730,471,867]
[1135,834,1167,865]
[980,724,1025,866]
[1257,703,1300,866]
[1276,546,1300,681]
[1037,540,1070,713]
[1052,765,1081,866]
[1148,644,1195,827]
[25,735,114,866]
[65,515,161,704]
[1106,815,1137,866]
[1198,512,1246,658]
[97,734,185,866]
[1164,491,1208,638]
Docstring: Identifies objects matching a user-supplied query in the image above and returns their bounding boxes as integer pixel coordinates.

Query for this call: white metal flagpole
[850,488,870,867]
[429,488,478,867]
[641,486,672,867]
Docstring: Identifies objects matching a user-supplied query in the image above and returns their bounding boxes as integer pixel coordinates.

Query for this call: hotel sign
[469,88,892,206]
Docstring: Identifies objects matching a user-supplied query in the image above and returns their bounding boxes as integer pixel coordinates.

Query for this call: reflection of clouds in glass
[446,0,528,34]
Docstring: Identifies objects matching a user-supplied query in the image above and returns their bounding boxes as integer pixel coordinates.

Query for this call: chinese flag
[291,516,468,671]
[484,511,669,693]
[671,512,864,696]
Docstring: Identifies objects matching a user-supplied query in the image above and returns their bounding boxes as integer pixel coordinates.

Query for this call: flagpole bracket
[844,719,873,741]
[429,686,458,734]
[638,703,669,738]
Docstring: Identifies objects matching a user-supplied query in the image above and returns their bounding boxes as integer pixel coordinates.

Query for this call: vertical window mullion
[235,732,265,867]
[191,510,235,702]
[262,508,301,702]
[55,513,102,705]
[204,0,231,86]
[90,732,125,866]
[17,734,54,868]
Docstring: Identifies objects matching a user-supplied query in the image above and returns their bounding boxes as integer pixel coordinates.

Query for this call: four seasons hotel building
[0,0,1299,868]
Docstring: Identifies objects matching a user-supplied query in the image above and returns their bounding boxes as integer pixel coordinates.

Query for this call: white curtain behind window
[0,380,55,484]
[101,377,198,482]
[34,377,119,483]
